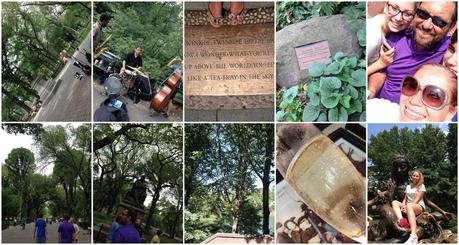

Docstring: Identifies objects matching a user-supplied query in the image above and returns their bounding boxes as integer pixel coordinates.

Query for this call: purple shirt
[112,224,141,243]
[58,221,75,243]
[376,30,450,103]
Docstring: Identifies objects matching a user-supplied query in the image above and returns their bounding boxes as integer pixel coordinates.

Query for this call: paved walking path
[2,222,91,243]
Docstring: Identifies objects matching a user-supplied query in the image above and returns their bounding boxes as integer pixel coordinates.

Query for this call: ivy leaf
[350,99,363,113]
[319,76,341,96]
[279,101,289,109]
[347,85,359,99]
[328,107,339,121]
[302,104,320,121]
[287,113,298,122]
[349,69,366,87]
[321,95,340,108]
[359,111,366,121]
[339,95,351,108]
[338,107,349,121]
[308,92,320,106]
[328,107,349,121]
[337,71,350,83]
[349,56,357,68]
[276,111,285,121]
[317,112,328,121]
[358,59,366,68]
[357,29,366,47]
[334,51,344,61]
[324,61,341,75]
[283,85,299,103]
[308,80,320,93]
[309,63,326,77]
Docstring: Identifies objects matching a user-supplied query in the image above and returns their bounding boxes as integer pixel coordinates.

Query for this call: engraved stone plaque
[294,40,331,71]
[185,24,274,111]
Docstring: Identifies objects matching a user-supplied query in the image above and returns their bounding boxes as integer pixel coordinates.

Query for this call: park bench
[93,223,110,243]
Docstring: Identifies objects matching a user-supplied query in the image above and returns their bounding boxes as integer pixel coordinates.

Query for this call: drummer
[121,46,143,74]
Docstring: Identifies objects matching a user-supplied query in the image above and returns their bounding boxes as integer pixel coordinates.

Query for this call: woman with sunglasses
[391,170,425,244]
[443,31,457,121]
[367,2,416,82]
[399,63,457,122]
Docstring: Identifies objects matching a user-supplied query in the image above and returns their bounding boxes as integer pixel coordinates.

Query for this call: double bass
[151,68,182,113]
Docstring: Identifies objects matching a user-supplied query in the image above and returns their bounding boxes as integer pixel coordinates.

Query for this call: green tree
[2,2,91,121]
[185,124,273,242]
[368,125,457,221]
[93,123,183,239]
[4,147,36,221]
[36,125,91,224]
[93,2,183,81]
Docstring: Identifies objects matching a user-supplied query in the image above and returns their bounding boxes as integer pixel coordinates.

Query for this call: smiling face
[399,65,457,122]
[413,2,456,50]
[411,171,421,185]
[385,2,416,33]
[443,42,458,74]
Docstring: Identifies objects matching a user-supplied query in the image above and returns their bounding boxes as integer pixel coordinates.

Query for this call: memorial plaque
[185,24,274,110]
[294,40,331,71]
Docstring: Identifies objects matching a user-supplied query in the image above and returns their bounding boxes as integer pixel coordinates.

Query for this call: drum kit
[104,65,149,97]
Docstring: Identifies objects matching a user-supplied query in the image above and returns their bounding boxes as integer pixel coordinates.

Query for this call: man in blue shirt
[108,215,121,242]
[34,214,47,243]
[112,208,141,243]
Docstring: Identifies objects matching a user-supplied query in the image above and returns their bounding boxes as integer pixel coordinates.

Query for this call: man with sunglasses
[369,1,457,104]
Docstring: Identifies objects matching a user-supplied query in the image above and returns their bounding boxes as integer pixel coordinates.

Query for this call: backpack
[94,98,129,121]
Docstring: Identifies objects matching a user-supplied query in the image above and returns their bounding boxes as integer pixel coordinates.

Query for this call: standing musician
[93,13,111,54]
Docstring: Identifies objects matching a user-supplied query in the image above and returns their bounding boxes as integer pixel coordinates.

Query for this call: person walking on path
[58,215,75,243]
[70,217,80,243]
[34,214,48,243]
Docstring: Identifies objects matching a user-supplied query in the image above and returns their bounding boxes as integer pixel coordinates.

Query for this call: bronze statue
[125,176,147,208]
[368,155,456,243]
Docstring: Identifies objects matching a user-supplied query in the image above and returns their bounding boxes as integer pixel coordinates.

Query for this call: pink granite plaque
[294,40,331,70]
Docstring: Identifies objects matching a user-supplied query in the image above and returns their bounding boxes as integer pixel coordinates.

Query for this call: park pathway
[2,222,91,243]
[33,31,92,122]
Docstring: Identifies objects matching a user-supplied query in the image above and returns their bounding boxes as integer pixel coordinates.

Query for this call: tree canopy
[2,124,91,228]
[93,123,183,240]
[185,124,274,243]
[2,2,91,121]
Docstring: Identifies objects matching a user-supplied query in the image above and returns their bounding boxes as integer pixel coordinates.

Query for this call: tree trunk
[262,180,270,234]
[262,126,273,235]
[145,187,161,233]
[231,209,239,233]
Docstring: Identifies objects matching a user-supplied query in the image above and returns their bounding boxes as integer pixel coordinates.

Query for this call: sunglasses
[401,76,449,110]
[415,8,449,28]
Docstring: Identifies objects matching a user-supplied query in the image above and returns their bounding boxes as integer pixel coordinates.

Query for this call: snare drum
[122,69,136,89]
[104,73,122,96]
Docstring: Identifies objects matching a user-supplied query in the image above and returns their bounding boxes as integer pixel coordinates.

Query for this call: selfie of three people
[367,1,457,122]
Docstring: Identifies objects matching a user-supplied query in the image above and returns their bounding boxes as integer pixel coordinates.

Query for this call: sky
[0,123,85,176]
